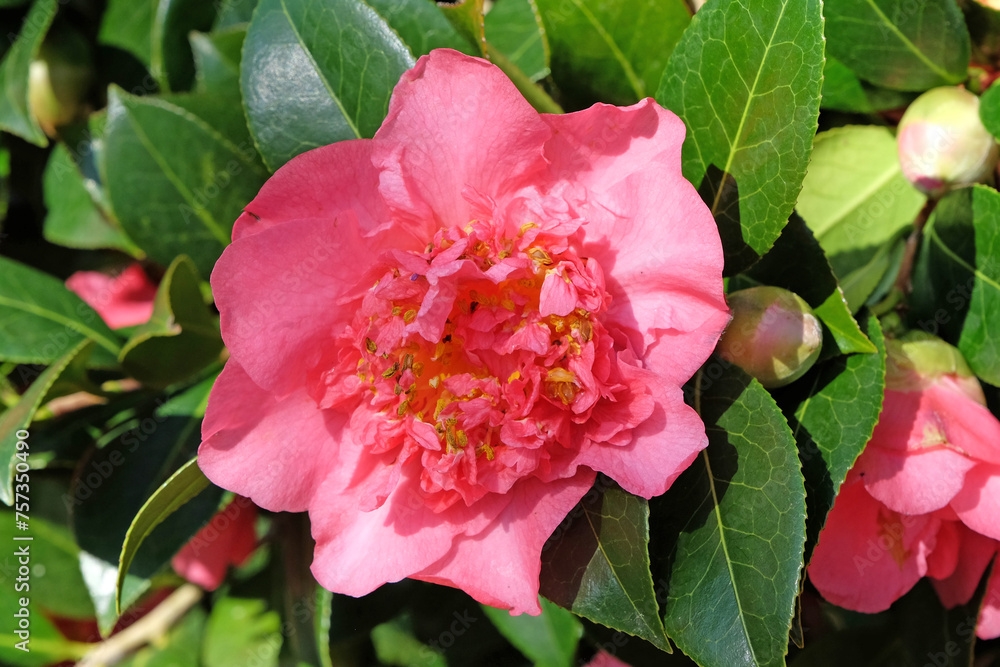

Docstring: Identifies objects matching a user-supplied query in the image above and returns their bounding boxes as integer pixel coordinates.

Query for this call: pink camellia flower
[809,334,1000,638]
[171,496,258,591]
[198,49,728,614]
[65,263,157,329]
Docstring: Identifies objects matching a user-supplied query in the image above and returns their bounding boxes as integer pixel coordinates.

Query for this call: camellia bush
[3,0,1000,665]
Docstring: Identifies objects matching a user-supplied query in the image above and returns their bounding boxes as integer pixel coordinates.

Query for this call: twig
[78,584,204,667]
[893,198,938,297]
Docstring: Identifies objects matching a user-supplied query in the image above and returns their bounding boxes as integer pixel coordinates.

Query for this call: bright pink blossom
[199,49,728,614]
[171,496,257,591]
[809,335,1000,638]
[65,263,157,329]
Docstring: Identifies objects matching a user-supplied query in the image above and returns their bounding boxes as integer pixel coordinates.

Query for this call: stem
[893,198,938,297]
[77,584,203,667]
[485,43,564,114]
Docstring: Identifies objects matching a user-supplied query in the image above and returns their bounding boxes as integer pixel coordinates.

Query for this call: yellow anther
[547,368,576,383]
[519,222,537,237]
[365,338,377,353]
[528,247,553,266]
[404,310,417,323]
[508,370,521,383]
[397,400,410,417]
[382,363,399,378]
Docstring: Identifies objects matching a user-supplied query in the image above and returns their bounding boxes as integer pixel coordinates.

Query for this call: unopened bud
[897,86,998,197]
[885,331,985,404]
[28,25,93,138]
[716,286,823,388]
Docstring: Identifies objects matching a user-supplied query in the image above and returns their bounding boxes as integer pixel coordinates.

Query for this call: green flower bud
[28,26,92,138]
[897,86,998,197]
[716,286,823,388]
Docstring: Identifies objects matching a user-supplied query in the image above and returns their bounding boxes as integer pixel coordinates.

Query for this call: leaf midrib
[0,290,120,355]
[927,225,1000,292]
[860,0,954,82]
[566,0,644,99]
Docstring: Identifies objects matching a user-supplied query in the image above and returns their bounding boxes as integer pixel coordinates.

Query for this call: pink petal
[373,49,550,232]
[570,364,705,498]
[584,651,633,667]
[309,463,516,599]
[809,481,939,613]
[413,471,595,615]
[978,564,1000,639]
[543,100,728,386]
[171,496,257,590]
[856,444,976,515]
[198,361,341,512]
[951,464,1000,540]
[212,217,382,397]
[65,264,157,329]
[231,139,392,242]
[922,382,1000,464]
[930,522,996,608]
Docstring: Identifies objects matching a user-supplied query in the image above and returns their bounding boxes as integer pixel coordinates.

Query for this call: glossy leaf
[824,0,970,92]
[741,216,877,356]
[953,185,1000,386]
[202,597,282,667]
[535,0,689,105]
[190,27,246,94]
[437,0,487,53]
[371,614,446,667]
[99,0,157,69]
[782,315,886,554]
[0,0,57,146]
[796,126,926,310]
[116,457,212,612]
[215,0,259,29]
[482,597,582,667]
[485,0,549,81]
[540,480,670,652]
[150,0,217,92]
[118,256,223,387]
[0,257,121,364]
[657,0,824,274]
[0,341,93,506]
[42,143,134,253]
[980,82,1000,142]
[104,87,268,276]
[366,0,472,57]
[656,366,806,667]
[820,57,915,113]
[242,0,415,170]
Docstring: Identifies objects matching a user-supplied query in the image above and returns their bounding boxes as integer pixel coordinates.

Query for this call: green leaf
[366,0,472,57]
[121,603,207,667]
[656,366,806,667]
[535,0,689,105]
[151,0,217,91]
[657,0,824,275]
[953,185,1000,386]
[118,256,223,387]
[0,341,93,505]
[482,597,582,667]
[242,0,415,170]
[824,0,970,92]
[0,0,58,146]
[370,613,446,667]
[215,0,259,29]
[820,56,915,113]
[0,257,121,364]
[0,585,89,666]
[796,126,926,309]
[0,510,95,619]
[104,87,268,277]
[782,314,886,555]
[539,479,670,652]
[116,457,211,613]
[437,0,487,53]
[72,403,223,634]
[42,143,134,252]
[980,82,1000,142]
[485,0,549,81]
[741,216,877,356]
[99,0,157,69]
[202,597,282,667]
[190,27,246,94]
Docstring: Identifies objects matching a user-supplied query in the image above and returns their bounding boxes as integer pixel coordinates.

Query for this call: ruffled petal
[809,481,939,613]
[922,382,1000,464]
[930,522,996,608]
[198,361,341,512]
[413,471,595,615]
[213,217,384,397]
[856,445,976,515]
[373,49,550,233]
[542,101,728,386]
[231,140,392,242]
[951,464,1000,540]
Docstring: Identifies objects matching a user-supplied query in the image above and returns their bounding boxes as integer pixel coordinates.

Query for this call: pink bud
[716,286,823,388]
[885,332,986,404]
[897,86,998,197]
[28,26,92,138]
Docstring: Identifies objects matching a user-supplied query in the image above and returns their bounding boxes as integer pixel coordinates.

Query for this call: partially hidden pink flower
[65,263,157,329]
[809,334,1000,638]
[171,496,258,591]
[198,49,729,615]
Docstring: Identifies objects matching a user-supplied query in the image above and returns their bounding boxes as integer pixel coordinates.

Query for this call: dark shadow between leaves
[698,164,760,276]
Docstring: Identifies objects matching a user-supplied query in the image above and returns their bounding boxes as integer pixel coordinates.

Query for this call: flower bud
[897,86,998,197]
[716,286,823,388]
[885,331,986,404]
[28,26,92,138]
